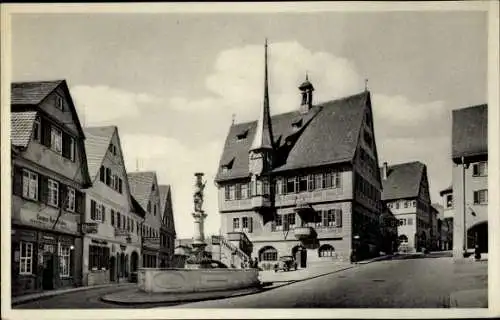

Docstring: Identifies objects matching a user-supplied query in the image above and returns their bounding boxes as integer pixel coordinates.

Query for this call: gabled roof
[215,91,369,181]
[452,104,487,161]
[127,171,156,212]
[158,185,171,215]
[11,111,38,148]
[83,126,116,179]
[11,80,63,105]
[380,161,425,201]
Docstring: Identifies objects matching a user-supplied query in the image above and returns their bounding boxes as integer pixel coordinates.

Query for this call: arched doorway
[258,246,277,270]
[109,256,116,282]
[131,252,139,273]
[292,245,307,268]
[467,221,488,253]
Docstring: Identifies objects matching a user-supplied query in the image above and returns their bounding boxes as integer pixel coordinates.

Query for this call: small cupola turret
[299,73,314,114]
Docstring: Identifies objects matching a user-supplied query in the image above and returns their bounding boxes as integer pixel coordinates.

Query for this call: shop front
[11,226,80,297]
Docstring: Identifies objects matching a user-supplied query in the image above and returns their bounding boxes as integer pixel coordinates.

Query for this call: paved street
[13,252,486,309]
[172,252,483,308]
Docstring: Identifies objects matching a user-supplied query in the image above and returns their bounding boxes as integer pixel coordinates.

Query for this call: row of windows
[89,245,110,271]
[19,241,71,277]
[20,168,78,212]
[355,173,380,206]
[147,200,158,216]
[232,216,254,233]
[387,200,417,210]
[267,209,343,231]
[99,166,123,194]
[33,116,76,162]
[223,171,342,201]
[359,147,378,177]
[258,245,336,261]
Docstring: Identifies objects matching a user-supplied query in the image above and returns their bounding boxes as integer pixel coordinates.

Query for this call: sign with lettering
[144,237,160,247]
[17,208,77,234]
[82,223,99,234]
[115,229,129,237]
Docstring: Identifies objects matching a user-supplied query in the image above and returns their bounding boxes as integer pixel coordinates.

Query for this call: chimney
[382,162,388,180]
[299,73,314,114]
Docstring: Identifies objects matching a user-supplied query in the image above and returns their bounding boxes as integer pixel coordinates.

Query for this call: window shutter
[39,175,49,203]
[90,200,96,220]
[99,166,105,182]
[59,184,67,209]
[335,210,342,227]
[102,206,106,222]
[41,119,52,147]
[249,217,253,233]
[105,168,111,186]
[12,166,24,197]
[473,191,478,204]
[62,133,70,159]
[118,178,123,193]
[75,191,83,214]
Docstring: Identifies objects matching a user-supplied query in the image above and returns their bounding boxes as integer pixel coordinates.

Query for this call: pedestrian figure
[350,249,357,264]
[474,245,481,261]
[253,257,259,269]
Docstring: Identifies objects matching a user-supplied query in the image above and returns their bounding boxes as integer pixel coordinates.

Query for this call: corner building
[215,42,384,267]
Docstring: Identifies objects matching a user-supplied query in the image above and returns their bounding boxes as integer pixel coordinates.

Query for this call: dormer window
[237,130,249,140]
[292,118,303,129]
[56,96,64,111]
[221,158,235,173]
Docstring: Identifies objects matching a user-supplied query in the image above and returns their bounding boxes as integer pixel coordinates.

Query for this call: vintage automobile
[274,256,298,272]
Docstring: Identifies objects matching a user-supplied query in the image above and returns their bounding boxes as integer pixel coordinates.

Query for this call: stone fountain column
[192,173,207,259]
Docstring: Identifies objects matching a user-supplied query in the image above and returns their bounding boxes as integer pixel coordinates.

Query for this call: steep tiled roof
[11,80,63,105]
[215,91,368,181]
[158,185,171,215]
[83,126,116,179]
[380,161,425,201]
[11,111,37,147]
[452,104,487,160]
[127,171,155,212]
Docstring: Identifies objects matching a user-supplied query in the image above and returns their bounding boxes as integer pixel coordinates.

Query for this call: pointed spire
[250,38,274,152]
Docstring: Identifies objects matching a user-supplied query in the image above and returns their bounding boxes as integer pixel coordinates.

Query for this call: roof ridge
[12,79,65,85]
[453,103,487,112]
[84,125,117,130]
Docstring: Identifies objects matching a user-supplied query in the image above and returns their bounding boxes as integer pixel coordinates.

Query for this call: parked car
[274,256,298,272]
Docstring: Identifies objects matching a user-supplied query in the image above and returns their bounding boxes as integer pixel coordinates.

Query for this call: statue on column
[193,173,206,213]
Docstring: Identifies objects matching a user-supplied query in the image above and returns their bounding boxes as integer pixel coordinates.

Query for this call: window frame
[472,162,488,177]
[66,187,76,212]
[47,179,59,207]
[19,241,33,275]
[22,169,38,200]
[56,96,64,110]
[50,126,63,154]
[232,217,240,231]
[473,189,488,205]
[59,244,71,277]
[33,117,41,142]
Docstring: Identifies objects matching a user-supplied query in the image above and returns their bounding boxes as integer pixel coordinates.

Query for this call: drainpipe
[462,156,468,257]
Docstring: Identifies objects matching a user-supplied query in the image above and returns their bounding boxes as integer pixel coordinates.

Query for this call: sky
[10,10,487,239]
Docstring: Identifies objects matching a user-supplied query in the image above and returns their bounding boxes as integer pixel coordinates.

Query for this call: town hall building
[214,41,386,268]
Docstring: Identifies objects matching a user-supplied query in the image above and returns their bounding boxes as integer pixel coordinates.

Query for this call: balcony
[251,195,271,210]
[294,226,317,240]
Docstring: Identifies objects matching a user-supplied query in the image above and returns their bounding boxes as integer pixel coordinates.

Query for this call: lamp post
[462,157,470,257]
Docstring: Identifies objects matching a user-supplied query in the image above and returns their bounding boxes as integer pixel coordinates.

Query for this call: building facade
[158,185,176,267]
[438,186,454,250]
[214,42,384,267]
[10,80,92,296]
[81,126,146,285]
[128,171,163,268]
[380,161,433,253]
[451,104,488,258]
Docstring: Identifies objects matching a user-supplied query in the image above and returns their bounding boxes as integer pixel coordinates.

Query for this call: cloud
[71,85,164,125]
[120,133,224,239]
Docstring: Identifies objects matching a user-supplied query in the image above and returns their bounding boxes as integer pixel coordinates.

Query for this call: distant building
[10,80,92,295]
[380,161,433,253]
[214,41,384,267]
[127,172,163,267]
[438,185,454,250]
[432,202,452,251]
[451,104,488,257]
[158,185,176,267]
[82,126,146,285]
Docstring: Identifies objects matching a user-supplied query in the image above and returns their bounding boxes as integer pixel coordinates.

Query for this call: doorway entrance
[109,256,116,282]
[131,252,138,273]
[292,245,307,268]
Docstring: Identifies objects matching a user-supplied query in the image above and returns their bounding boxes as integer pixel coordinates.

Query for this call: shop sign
[115,228,129,237]
[82,223,99,234]
[19,208,77,233]
[144,237,160,247]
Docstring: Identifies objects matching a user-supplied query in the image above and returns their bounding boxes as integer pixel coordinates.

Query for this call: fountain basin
[137,268,260,293]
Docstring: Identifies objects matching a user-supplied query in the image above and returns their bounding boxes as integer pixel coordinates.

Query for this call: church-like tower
[248,39,275,210]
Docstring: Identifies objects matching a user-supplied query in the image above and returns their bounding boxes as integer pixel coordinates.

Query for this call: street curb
[11,283,135,306]
[100,286,266,306]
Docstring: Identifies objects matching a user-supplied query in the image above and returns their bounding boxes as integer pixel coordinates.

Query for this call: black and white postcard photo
[1,2,498,319]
